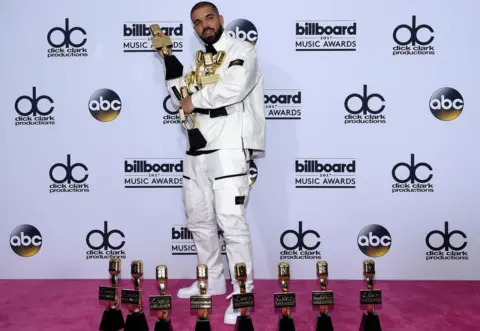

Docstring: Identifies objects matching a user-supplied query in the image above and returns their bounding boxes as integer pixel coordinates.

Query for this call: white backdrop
[1,0,479,281]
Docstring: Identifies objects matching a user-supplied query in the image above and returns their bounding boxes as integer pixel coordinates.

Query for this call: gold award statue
[99,258,125,331]
[190,264,212,331]
[150,24,173,55]
[121,260,149,331]
[312,261,335,331]
[149,265,173,331]
[232,263,255,331]
[359,260,382,331]
[273,262,296,331]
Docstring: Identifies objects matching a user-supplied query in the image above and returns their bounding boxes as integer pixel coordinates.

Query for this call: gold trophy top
[214,51,226,66]
[149,24,162,36]
[156,265,168,281]
[197,264,208,281]
[235,263,247,281]
[278,262,290,280]
[316,261,328,278]
[131,260,143,278]
[195,50,204,65]
[363,260,375,277]
[203,53,214,67]
[108,258,121,275]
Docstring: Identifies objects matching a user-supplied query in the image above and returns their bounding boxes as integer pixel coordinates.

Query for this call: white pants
[182,149,254,292]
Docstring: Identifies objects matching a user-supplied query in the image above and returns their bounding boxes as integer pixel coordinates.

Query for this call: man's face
[191,6,224,44]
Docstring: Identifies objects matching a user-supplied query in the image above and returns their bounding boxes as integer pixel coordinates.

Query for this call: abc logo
[88,88,122,122]
[226,19,258,45]
[357,224,391,257]
[10,224,43,257]
[429,87,464,121]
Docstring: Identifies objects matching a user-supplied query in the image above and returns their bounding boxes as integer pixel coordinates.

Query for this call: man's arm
[164,54,192,109]
[190,44,259,113]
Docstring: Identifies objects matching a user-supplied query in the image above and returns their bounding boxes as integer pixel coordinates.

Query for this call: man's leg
[207,149,254,324]
[177,154,226,298]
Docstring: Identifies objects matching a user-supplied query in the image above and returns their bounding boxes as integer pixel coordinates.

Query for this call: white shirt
[165,31,265,156]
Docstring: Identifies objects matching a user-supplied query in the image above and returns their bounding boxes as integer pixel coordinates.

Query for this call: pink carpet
[1,279,479,330]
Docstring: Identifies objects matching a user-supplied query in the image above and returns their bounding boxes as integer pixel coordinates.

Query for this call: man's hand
[151,31,172,58]
[180,95,194,114]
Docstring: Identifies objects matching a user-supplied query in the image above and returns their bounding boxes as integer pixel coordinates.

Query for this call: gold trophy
[190,264,212,331]
[273,262,296,331]
[150,24,172,55]
[149,265,173,331]
[312,261,334,331]
[232,263,255,331]
[99,258,125,331]
[121,260,149,331]
[359,260,382,331]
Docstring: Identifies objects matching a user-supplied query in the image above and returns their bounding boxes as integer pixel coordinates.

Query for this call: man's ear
[219,15,224,26]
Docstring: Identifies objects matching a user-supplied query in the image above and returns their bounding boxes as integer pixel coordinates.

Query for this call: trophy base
[235,315,254,331]
[187,128,207,151]
[125,311,149,331]
[99,308,125,331]
[278,315,296,331]
[359,312,382,331]
[154,318,173,331]
[316,313,334,331]
[194,318,211,331]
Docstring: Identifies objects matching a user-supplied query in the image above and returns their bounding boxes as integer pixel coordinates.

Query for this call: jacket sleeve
[190,44,259,112]
[164,55,191,109]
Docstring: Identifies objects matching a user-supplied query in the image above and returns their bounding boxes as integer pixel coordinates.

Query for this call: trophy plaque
[359,260,382,331]
[99,258,125,331]
[312,261,334,331]
[122,260,149,331]
[274,262,296,331]
[232,263,255,331]
[149,265,173,331]
[190,264,212,331]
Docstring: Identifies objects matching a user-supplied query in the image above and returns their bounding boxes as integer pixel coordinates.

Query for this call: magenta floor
[1,279,479,330]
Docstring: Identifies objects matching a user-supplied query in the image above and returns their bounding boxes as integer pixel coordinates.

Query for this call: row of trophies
[98,259,383,331]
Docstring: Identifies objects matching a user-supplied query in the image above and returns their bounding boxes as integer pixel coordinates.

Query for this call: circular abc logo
[226,19,258,45]
[88,88,122,122]
[10,224,43,257]
[357,224,392,257]
[429,87,464,121]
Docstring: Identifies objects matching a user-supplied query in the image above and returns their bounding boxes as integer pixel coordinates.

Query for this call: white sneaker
[224,291,252,325]
[176,277,227,299]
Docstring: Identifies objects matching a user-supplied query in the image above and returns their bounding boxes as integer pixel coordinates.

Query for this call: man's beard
[200,26,224,45]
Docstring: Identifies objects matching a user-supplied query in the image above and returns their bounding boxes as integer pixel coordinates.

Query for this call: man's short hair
[190,1,219,19]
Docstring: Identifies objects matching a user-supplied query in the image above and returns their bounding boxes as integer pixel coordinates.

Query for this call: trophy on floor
[149,265,173,331]
[232,263,255,331]
[150,24,172,55]
[312,261,334,331]
[190,264,212,331]
[359,260,382,331]
[122,260,149,331]
[99,258,125,331]
[274,262,296,331]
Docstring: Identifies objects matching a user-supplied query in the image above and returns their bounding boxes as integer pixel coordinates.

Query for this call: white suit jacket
[164,31,265,156]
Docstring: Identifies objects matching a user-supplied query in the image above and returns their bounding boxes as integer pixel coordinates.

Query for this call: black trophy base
[154,318,173,331]
[195,318,212,331]
[235,315,254,331]
[125,311,149,331]
[99,308,125,331]
[316,313,334,331]
[359,312,382,331]
[277,315,295,331]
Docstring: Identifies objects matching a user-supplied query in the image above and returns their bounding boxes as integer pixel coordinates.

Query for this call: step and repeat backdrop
[1,0,479,281]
